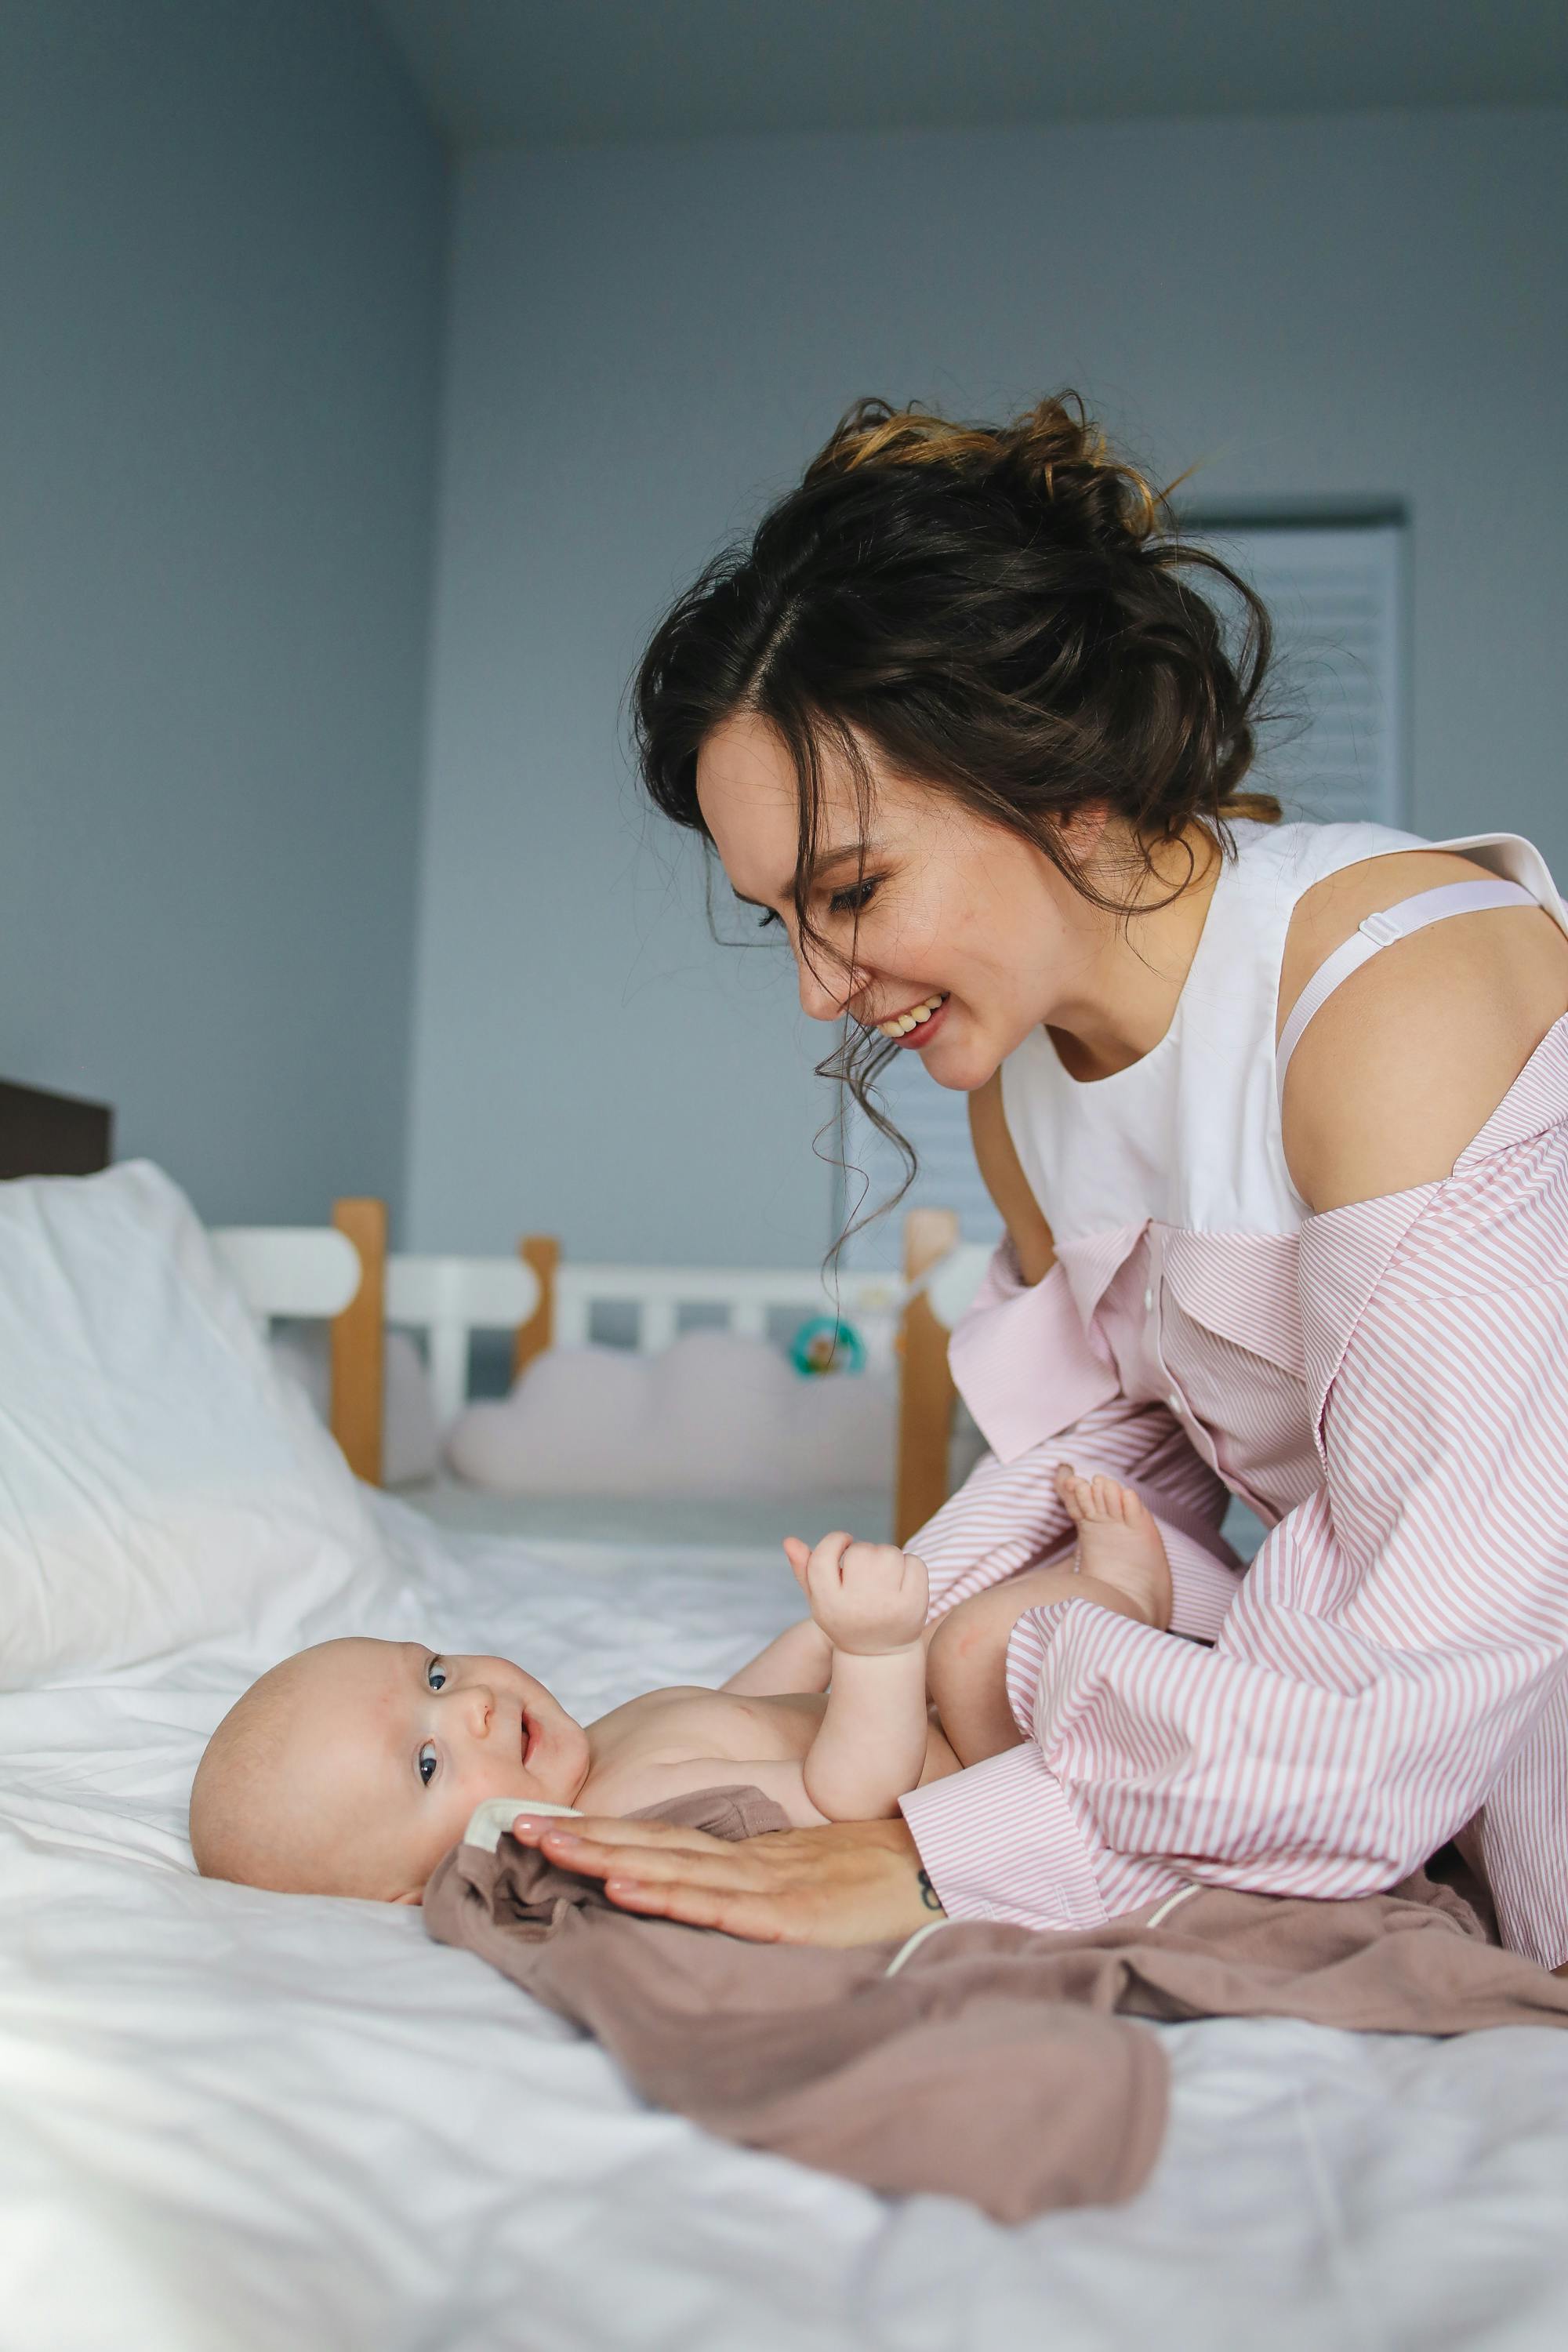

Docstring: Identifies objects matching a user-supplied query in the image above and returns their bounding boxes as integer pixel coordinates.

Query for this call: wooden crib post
[895,1207,960,1547]
[513,1234,559,1380]
[330,1197,386,1486]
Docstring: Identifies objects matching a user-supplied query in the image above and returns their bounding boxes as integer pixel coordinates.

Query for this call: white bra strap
[1276,877,1537,1102]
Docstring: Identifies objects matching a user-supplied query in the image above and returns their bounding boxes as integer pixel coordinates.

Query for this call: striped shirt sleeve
[907,1118,1568,1966]
[918,1245,1247,1642]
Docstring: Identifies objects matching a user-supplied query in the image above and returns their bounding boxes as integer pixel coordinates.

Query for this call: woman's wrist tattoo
[916,1867,945,1915]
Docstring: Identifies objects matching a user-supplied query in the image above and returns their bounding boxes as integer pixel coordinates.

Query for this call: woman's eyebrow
[731,841,878,912]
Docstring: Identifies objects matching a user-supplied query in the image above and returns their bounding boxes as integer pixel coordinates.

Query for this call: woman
[511,395,1568,1966]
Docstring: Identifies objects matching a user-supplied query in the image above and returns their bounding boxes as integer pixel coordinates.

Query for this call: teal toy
[789,1315,866,1377]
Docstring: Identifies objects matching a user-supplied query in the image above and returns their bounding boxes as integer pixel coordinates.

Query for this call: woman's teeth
[877,993,946,1040]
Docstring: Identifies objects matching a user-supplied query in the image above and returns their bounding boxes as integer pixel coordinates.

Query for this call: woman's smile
[874,990,950,1046]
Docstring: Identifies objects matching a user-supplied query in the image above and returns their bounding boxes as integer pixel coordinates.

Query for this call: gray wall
[0,0,447,1225]
[405,105,1568,1267]
[4,44,1561,1264]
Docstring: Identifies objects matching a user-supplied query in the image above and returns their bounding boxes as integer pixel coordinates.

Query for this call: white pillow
[446,1328,895,1498]
[0,1161,397,1687]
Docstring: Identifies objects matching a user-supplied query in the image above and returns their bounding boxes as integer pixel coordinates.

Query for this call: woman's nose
[796,950,858,1024]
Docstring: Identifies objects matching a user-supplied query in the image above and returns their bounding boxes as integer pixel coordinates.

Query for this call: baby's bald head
[191,1642,392,1898]
[190,1637,587,1904]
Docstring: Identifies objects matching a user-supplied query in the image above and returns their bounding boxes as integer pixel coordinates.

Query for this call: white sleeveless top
[1000,822,1568,1244]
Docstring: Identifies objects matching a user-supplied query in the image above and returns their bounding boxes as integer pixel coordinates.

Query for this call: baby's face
[201,1637,590,1904]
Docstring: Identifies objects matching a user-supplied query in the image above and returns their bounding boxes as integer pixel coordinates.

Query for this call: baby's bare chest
[575,1688,825,1815]
[579,1686,957,1821]
[594,1687,825,1778]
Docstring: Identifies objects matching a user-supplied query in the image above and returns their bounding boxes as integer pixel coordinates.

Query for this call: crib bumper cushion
[446,1328,896,1498]
[0,1160,397,1686]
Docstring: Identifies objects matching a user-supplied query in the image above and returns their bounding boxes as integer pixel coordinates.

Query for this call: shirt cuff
[947,1250,1121,1465]
[899,1740,1109,1932]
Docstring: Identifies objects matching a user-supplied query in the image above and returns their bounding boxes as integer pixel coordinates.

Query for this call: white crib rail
[386,1254,539,1428]
[212,1229,539,1429]
[212,1226,363,1322]
[549,1262,907,1354]
[211,1220,988,1454]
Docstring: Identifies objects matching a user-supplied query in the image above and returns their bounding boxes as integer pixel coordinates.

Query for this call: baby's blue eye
[417,1740,438,1788]
[426,1657,446,1691]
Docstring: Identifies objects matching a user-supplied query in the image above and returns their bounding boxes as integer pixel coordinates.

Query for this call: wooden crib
[214,1200,966,1544]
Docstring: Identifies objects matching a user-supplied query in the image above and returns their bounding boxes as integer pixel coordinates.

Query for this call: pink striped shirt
[900,948,1568,1970]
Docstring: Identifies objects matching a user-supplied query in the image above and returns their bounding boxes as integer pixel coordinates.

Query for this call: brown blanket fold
[422,1787,1568,2222]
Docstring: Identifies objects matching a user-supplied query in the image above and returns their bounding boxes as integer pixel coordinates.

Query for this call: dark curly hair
[632,392,1280,1235]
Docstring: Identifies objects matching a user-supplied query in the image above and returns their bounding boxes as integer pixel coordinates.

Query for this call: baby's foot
[1054,1465,1173,1630]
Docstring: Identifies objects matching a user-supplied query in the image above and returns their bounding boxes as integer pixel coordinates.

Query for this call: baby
[191,1465,1171,1904]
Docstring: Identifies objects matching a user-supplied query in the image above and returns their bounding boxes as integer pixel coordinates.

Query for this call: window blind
[1196,519,1406,829]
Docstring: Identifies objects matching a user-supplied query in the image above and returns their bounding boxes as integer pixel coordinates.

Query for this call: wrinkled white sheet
[4,1497,1567,2352]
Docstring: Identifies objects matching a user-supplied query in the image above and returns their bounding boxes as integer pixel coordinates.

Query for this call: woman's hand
[507,1810,946,1947]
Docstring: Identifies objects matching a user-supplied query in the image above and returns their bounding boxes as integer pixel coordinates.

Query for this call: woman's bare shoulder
[968,1072,1056,1283]
[1279,849,1568,1212]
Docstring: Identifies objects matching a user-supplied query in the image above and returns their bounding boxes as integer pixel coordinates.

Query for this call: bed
[4,1116,1567,2350]
[9,1495,1568,2352]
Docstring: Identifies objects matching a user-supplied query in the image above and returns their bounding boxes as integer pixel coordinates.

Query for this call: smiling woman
[609,389,1568,1970]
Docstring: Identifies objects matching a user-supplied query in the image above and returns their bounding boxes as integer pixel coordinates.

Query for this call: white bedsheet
[3,1497,1566,2352]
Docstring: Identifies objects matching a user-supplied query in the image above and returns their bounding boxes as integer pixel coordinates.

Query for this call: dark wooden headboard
[0,1079,114,1179]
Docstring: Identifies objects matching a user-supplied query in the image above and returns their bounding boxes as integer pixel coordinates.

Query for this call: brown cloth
[422,1788,1568,2222]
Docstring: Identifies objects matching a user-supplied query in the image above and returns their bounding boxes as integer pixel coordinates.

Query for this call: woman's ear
[1055,800,1112,861]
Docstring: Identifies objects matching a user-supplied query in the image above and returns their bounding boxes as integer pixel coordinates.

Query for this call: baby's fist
[787,1531,929,1655]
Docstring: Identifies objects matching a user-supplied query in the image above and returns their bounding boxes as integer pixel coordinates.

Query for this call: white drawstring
[883,1918,953,1976]
[1145,1882,1202,1930]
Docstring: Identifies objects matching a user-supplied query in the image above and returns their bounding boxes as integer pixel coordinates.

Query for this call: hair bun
[811,393,1164,557]
[998,394,1163,554]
